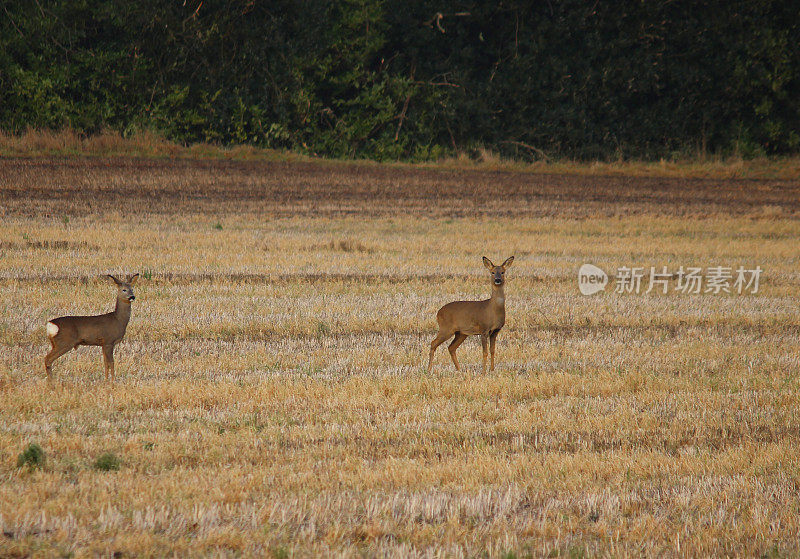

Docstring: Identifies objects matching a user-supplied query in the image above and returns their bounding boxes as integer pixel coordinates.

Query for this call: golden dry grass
[0,128,308,163]
[2,128,799,179]
[0,158,799,557]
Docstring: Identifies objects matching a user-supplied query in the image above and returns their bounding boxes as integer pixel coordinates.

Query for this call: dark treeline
[1,1,798,160]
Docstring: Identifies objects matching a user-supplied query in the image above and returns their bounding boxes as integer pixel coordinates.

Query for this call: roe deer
[428,256,514,373]
[45,274,139,383]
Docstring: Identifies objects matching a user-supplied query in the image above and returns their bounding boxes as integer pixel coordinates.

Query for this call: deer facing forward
[45,274,139,382]
[428,256,514,373]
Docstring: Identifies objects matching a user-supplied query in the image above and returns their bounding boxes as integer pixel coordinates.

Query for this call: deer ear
[127,273,139,285]
[482,256,494,269]
[502,256,514,268]
[107,274,122,285]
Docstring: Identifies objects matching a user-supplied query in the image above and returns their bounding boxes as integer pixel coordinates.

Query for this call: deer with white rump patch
[45,274,139,382]
[428,256,514,373]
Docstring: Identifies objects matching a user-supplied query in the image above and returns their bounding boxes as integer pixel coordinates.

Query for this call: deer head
[482,256,514,286]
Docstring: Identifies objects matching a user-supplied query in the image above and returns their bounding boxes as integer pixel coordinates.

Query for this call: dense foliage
[1,1,798,160]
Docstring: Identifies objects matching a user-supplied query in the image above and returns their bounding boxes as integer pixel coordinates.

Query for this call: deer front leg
[489,330,499,372]
[480,335,489,373]
[102,344,115,382]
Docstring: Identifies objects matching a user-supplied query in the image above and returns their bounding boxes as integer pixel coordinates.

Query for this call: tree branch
[500,140,550,161]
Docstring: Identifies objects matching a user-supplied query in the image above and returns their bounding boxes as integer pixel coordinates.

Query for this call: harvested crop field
[1,157,799,557]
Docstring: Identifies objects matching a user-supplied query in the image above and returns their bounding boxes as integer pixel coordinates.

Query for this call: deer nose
[129,295,136,301]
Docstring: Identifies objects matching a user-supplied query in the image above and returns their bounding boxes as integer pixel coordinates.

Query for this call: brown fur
[45,274,138,383]
[428,256,514,373]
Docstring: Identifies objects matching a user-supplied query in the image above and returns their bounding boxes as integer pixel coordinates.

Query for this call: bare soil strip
[1,157,798,217]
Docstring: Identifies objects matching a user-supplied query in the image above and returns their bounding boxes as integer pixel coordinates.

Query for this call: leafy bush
[94,452,121,471]
[0,1,797,160]
[16,443,46,470]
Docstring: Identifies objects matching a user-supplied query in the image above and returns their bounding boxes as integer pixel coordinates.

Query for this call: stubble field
[1,157,799,557]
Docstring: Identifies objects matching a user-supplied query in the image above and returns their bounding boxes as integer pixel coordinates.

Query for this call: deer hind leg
[44,339,73,383]
[102,344,115,383]
[447,333,468,371]
[489,330,499,372]
[480,335,489,374]
[428,330,452,373]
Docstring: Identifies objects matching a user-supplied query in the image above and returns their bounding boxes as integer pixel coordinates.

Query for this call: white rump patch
[46,322,59,337]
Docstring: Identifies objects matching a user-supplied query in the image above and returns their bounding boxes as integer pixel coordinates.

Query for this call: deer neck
[490,283,506,308]
[114,296,132,326]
